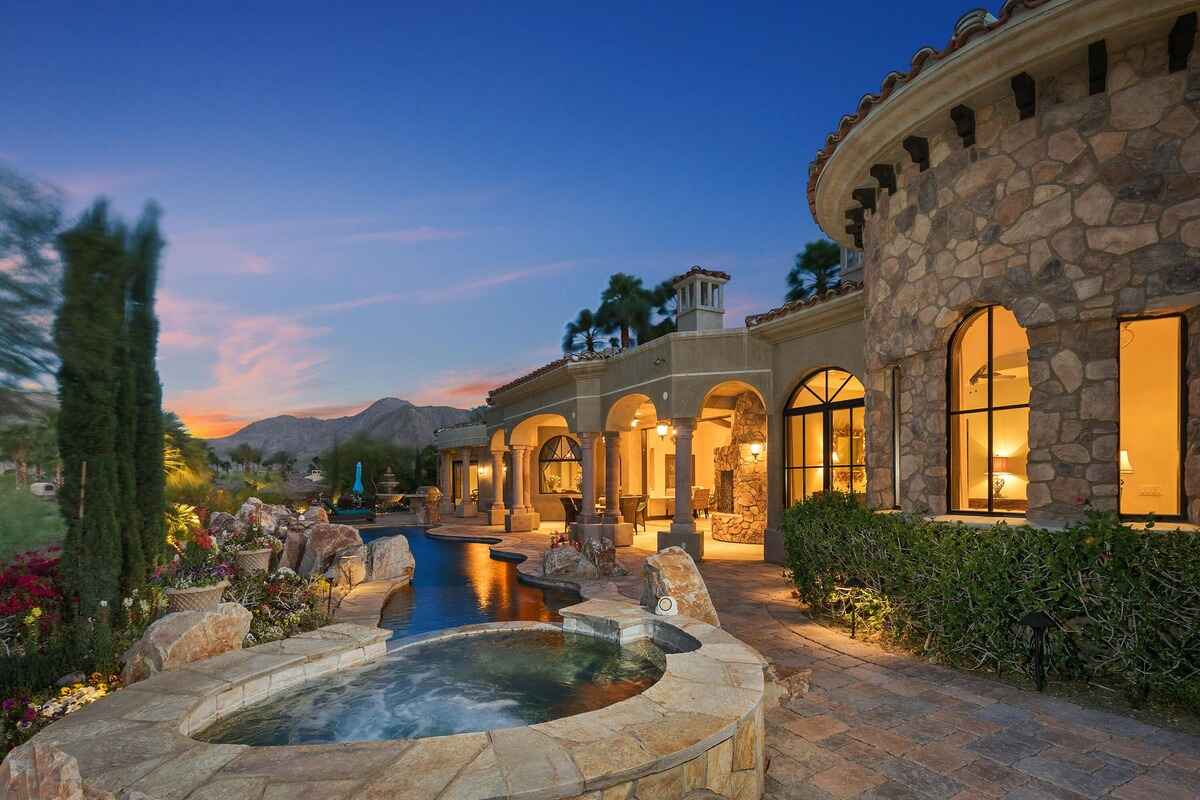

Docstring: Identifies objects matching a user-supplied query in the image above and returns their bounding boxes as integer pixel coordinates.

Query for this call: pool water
[198,629,668,744]
[361,527,579,639]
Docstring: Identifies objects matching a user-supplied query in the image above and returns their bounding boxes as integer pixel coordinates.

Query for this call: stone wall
[712,392,767,543]
[861,33,1200,525]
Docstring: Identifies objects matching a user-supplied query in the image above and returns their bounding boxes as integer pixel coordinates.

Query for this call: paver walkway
[687,560,1200,800]
[403,518,1200,799]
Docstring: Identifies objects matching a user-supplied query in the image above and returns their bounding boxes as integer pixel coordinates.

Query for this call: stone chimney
[672,266,730,332]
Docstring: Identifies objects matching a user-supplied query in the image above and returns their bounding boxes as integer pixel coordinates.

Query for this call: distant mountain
[207,398,473,462]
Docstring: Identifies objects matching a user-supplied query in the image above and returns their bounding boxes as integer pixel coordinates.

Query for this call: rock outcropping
[641,546,720,627]
[120,602,252,684]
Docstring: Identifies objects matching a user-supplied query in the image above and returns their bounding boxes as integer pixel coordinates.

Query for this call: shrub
[782,493,1200,702]
[224,570,331,646]
[0,480,66,561]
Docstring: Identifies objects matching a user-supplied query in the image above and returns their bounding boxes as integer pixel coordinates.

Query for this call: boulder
[281,528,307,571]
[582,538,627,577]
[120,602,252,684]
[207,511,243,541]
[236,497,265,522]
[0,742,84,800]
[299,523,363,575]
[542,545,599,579]
[300,505,329,526]
[640,546,720,627]
[326,546,367,588]
[365,534,415,582]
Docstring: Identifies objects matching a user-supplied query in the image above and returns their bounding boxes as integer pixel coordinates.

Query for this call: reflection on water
[360,527,578,639]
[198,630,667,744]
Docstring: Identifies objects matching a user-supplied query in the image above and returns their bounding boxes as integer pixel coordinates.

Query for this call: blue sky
[4,0,972,436]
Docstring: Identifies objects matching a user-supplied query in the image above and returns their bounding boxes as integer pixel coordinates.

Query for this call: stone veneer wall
[861,33,1200,526]
[712,393,767,543]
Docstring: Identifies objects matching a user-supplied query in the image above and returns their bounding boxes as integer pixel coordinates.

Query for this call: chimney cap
[670,265,731,286]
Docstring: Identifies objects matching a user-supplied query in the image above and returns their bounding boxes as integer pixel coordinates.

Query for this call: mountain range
[207,398,473,462]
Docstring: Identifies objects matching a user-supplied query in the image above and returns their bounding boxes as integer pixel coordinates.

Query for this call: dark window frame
[538,435,582,495]
[784,368,867,505]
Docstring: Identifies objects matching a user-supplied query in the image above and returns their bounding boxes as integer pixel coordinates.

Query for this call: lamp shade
[991,456,1010,474]
[1119,449,1134,473]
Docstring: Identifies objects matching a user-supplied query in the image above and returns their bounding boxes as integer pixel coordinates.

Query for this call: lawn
[0,474,65,561]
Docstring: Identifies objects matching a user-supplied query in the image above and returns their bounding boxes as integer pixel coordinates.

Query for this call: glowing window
[1119,316,1183,517]
[784,368,866,505]
[538,435,582,494]
[949,306,1030,514]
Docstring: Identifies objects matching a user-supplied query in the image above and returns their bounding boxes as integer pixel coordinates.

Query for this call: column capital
[672,417,696,433]
[602,429,622,442]
[490,447,507,456]
[509,443,532,452]
[577,431,601,445]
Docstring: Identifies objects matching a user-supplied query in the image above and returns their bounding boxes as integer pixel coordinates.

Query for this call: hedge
[781,493,1200,703]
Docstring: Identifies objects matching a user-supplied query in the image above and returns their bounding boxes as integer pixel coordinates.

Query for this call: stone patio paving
[388,517,1200,799]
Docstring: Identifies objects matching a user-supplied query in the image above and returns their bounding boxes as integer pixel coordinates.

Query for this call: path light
[656,422,669,440]
[845,576,867,638]
[1021,610,1054,692]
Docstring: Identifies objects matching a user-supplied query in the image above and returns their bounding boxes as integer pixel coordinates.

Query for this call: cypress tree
[55,203,125,614]
[112,228,145,593]
[128,205,165,569]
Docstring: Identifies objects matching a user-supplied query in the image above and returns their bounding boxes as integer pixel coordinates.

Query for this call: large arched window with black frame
[948,306,1031,514]
[784,368,866,505]
[538,435,582,494]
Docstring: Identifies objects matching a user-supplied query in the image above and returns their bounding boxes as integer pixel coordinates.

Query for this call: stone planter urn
[165,580,228,614]
[233,547,273,576]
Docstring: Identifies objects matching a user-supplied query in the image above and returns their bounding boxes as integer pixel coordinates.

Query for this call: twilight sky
[5,0,970,438]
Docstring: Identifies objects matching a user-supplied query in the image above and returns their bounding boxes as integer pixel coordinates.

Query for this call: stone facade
[712,393,767,543]
[860,32,1200,526]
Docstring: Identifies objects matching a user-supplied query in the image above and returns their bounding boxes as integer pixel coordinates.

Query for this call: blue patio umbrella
[352,462,364,495]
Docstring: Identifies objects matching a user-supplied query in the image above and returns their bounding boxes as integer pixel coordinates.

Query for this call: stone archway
[698,381,768,545]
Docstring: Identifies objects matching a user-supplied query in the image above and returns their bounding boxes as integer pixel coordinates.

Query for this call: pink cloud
[344,226,468,244]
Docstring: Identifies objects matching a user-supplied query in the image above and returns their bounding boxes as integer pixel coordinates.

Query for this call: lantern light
[656,422,670,440]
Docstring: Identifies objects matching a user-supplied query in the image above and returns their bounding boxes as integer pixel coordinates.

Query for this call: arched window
[784,368,866,504]
[949,306,1030,514]
[539,435,582,494]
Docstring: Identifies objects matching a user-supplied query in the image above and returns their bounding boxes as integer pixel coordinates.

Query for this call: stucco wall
[860,33,1200,525]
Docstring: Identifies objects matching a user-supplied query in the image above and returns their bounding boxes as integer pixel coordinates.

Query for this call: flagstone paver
[384,520,1200,800]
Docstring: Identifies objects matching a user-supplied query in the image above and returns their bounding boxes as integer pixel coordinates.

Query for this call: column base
[764,527,786,565]
[571,522,604,546]
[505,511,541,532]
[659,523,704,561]
[601,522,634,547]
[456,502,477,518]
[439,498,453,514]
[488,506,507,526]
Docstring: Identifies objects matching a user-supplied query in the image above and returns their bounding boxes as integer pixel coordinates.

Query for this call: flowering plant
[1,673,120,757]
[152,530,232,590]
[221,522,280,555]
[225,570,331,645]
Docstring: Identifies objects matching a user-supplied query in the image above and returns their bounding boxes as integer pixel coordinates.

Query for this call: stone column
[488,448,506,525]
[457,448,475,517]
[505,444,535,532]
[578,433,599,523]
[602,431,623,523]
[523,447,534,512]
[440,450,454,513]
[659,418,703,559]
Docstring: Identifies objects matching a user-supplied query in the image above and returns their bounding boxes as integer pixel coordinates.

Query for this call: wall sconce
[630,418,639,429]
[1119,449,1134,489]
[656,422,670,440]
[749,442,763,462]
[478,465,490,479]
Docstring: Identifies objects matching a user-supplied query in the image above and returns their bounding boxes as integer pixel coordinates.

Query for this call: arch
[488,427,506,452]
[783,367,867,505]
[507,412,571,447]
[947,305,1030,515]
[695,379,767,420]
[604,392,660,432]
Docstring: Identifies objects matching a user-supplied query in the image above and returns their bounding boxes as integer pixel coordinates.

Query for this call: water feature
[197,629,669,745]
[361,527,579,639]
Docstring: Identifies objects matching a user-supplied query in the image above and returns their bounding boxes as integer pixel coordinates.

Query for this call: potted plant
[153,529,233,613]
[223,518,280,577]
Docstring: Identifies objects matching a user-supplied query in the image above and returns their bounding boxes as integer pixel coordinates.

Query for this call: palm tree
[785,240,842,302]
[641,279,677,342]
[562,308,605,354]
[597,273,653,349]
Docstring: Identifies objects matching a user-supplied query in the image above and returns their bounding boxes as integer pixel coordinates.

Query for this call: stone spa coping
[10,599,767,800]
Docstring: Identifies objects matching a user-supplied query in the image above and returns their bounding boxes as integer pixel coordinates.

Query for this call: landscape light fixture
[1020,610,1054,692]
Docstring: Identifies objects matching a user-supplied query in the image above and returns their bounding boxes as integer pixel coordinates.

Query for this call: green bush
[782,493,1200,702]
[0,478,65,561]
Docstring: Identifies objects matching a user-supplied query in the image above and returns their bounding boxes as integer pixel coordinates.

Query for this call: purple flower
[1,699,15,712]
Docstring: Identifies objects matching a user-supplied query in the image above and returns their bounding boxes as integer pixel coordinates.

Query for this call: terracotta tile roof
[487,347,625,402]
[805,0,1052,221]
[670,265,731,285]
[744,281,863,328]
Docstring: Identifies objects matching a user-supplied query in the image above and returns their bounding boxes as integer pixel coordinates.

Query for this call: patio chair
[619,495,643,530]
[692,487,711,518]
[559,496,581,533]
[634,497,648,533]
